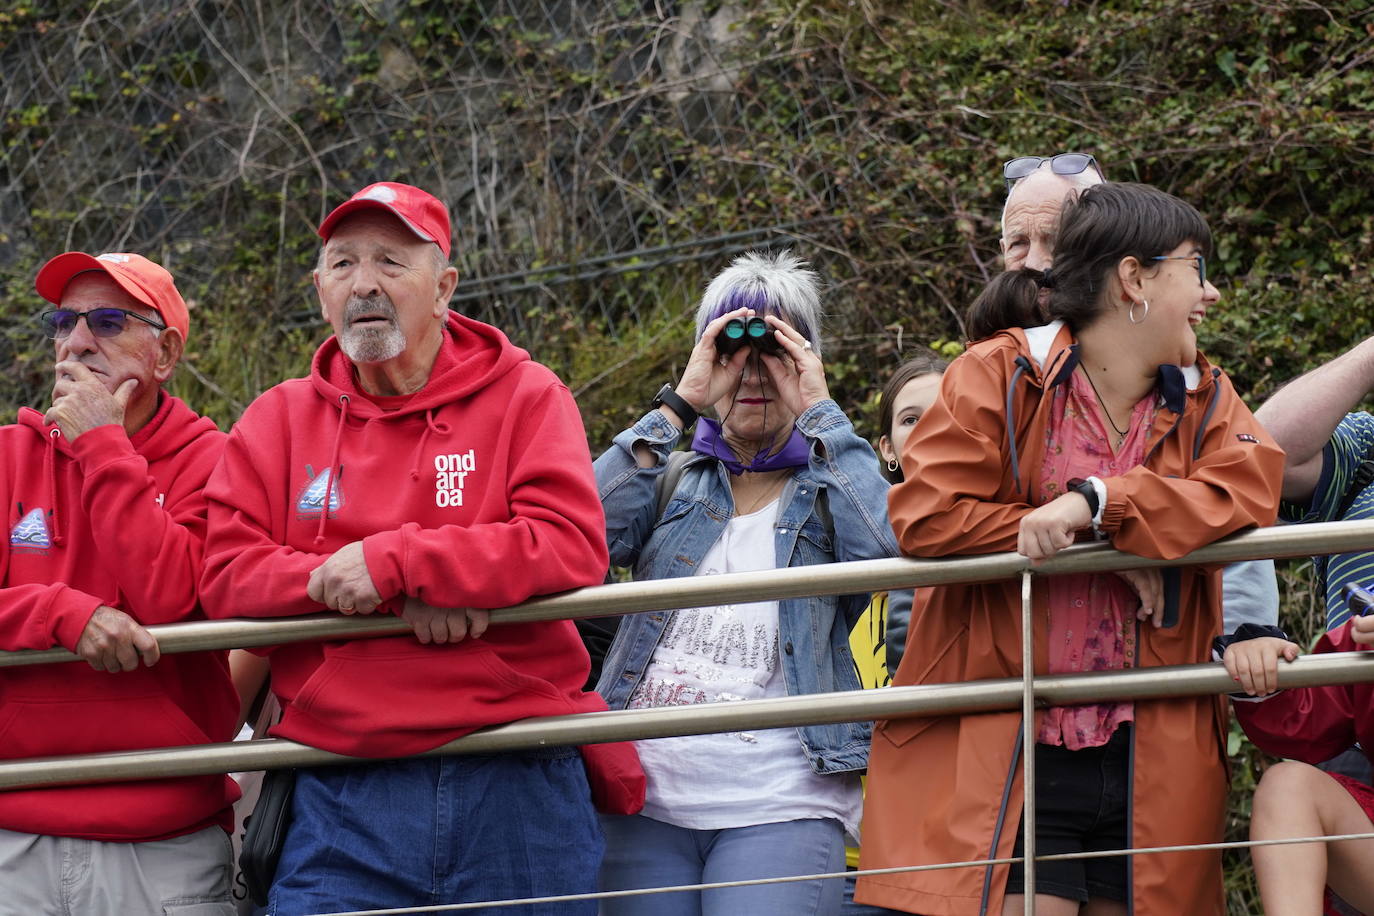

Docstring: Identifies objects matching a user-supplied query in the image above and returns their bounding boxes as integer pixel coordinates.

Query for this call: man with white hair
[1000,151,1104,272]
[200,182,643,913]
[0,252,238,915]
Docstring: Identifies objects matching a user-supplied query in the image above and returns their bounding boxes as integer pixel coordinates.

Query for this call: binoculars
[1345,582,1374,617]
[716,316,783,356]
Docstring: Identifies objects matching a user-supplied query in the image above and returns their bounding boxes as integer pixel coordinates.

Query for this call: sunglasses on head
[40,307,167,340]
[1003,152,1100,189]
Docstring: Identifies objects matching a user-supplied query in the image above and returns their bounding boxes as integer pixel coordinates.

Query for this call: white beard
[338,294,407,363]
[340,322,405,363]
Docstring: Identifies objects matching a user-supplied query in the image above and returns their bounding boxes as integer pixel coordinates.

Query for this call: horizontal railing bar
[2,520,1370,669]
[0,614,412,668]
[316,831,1374,914]
[2,651,1372,791]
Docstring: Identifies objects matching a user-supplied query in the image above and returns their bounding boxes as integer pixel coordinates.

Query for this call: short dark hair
[878,351,949,483]
[1047,182,1211,330]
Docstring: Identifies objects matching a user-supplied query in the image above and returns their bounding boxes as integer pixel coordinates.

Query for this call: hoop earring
[886,459,899,473]
[1129,298,1150,324]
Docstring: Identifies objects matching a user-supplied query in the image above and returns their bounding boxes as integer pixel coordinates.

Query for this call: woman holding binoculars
[591,250,898,915]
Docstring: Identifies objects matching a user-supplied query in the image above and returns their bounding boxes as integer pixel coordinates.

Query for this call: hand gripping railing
[4,519,1374,916]
[4,518,1373,671]
[1,519,1373,790]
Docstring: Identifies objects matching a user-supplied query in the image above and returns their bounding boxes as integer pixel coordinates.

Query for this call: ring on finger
[801,340,813,350]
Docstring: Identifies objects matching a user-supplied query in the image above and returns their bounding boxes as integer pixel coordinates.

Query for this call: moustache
[344,295,399,325]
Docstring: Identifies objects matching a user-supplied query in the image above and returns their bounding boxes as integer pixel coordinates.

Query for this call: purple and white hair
[693,250,824,356]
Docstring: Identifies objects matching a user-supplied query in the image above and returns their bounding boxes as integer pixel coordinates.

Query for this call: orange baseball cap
[317,182,452,258]
[35,252,190,342]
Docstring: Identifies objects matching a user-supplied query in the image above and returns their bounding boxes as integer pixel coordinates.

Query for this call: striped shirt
[1281,412,1374,629]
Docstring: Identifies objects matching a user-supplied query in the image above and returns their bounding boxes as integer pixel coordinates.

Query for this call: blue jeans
[269,749,603,915]
[598,815,845,916]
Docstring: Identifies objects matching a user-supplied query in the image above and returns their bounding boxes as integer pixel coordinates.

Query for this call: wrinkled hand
[758,315,829,415]
[1350,614,1374,647]
[1223,636,1299,696]
[671,307,753,416]
[1115,567,1165,628]
[400,597,490,645]
[1017,492,1093,563]
[75,605,160,673]
[307,541,383,614]
[46,361,137,440]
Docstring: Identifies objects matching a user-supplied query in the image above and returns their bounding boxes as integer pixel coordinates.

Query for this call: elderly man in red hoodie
[0,253,239,914]
[200,182,643,913]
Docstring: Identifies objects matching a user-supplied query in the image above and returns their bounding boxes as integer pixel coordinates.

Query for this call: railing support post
[1021,570,1036,916]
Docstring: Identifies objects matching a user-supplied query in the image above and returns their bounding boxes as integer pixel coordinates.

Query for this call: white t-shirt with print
[628,498,862,834]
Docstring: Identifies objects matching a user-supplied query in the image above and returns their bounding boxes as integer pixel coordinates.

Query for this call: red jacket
[1234,622,1374,763]
[859,323,1284,915]
[201,312,643,812]
[0,394,238,841]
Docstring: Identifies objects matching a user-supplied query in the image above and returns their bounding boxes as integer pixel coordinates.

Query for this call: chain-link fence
[9,2,1370,439]
[2,1,979,428]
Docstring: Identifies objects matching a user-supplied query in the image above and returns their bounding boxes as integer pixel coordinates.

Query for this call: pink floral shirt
[1035,368,1157,749]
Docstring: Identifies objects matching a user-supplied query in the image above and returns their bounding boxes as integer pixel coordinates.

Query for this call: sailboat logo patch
[10,506,51,552]
[296,465,344,520]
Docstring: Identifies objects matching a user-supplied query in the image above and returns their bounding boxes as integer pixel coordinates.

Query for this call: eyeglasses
[1151,254,1207,288]
[1003,152,1100,189]
[39,307,167,340]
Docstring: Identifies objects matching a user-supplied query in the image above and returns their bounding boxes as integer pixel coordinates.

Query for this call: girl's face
[879,373,943,468]
[1139,240,1219,368]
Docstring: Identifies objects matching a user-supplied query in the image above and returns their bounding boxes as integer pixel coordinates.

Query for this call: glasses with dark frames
[1150,254,1207,288]
[39,307,167,340]
[1002,152,1100,189]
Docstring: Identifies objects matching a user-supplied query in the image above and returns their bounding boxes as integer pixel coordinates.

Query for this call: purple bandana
[690,418,812,475]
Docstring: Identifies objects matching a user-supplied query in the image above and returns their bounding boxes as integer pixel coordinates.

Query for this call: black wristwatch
[651,384,698,430]
[1066,477,1100,519]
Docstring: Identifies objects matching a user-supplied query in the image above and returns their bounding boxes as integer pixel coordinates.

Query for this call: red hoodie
[0,394,239,841]
[201,312,643,811]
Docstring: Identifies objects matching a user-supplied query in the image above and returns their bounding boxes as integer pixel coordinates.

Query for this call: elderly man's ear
[152,328,185,385]
[435,265,459,314]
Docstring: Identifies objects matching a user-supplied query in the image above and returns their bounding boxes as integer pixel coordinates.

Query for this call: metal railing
[4,518,1372,669]
[4,646,1371,791]
[4,519,1374,915]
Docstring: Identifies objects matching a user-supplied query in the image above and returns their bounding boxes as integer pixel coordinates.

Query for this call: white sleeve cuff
[1086,476,1107,529]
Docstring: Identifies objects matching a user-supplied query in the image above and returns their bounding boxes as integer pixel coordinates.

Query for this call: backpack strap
[654,450,694,521]
[812,484,833,533]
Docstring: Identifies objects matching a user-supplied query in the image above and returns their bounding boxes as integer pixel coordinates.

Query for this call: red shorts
[1324,772,1374,916]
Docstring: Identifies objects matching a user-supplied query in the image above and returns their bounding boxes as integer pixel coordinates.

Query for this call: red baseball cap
[317,182,452,258]
[35,252,190,343]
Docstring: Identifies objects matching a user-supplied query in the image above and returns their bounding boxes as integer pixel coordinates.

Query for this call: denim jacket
[593,399,899,775]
